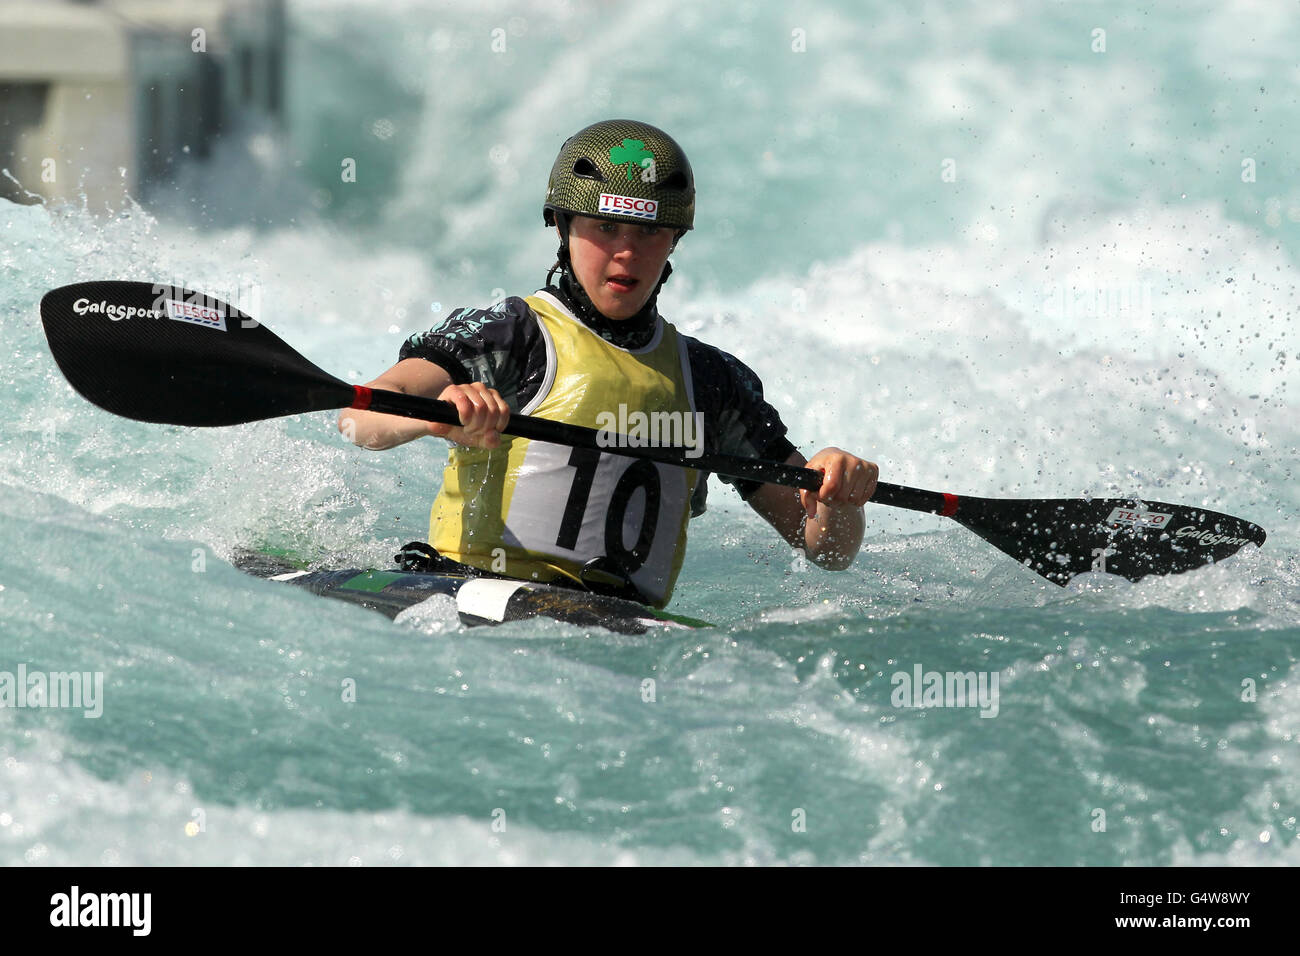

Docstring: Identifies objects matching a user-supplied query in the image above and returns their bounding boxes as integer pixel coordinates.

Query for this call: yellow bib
[429,291,700,606]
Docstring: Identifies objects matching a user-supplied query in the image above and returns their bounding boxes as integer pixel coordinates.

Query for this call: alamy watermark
[0,664,104,718]
[891,663,999,718]
[594,404,705,459]
[49,886,150,935]
[1042,281,1154,324]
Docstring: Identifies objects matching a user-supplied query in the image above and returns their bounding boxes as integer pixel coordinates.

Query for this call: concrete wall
[0,2,133,208]
[0,0,284,210]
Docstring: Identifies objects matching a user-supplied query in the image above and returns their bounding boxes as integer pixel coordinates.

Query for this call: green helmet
[543,119,695,232]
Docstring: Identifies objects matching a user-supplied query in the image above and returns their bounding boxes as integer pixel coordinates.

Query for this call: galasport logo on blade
[1173,526,1254,548]
[1106,506,1173,529]
[71,297,164,321]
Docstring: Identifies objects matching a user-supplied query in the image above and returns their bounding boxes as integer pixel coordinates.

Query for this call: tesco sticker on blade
[165,298,227,331]
[1106,507,1173,529]
[598,193,658,221]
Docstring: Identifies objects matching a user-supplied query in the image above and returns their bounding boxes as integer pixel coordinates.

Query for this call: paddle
[40,280,1267,587]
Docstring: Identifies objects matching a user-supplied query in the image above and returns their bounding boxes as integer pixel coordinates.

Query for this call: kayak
[236,554,713,633]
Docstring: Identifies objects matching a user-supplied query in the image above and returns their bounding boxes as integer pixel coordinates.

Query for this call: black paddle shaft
[39,280,1267,586]
[356,385,821,489]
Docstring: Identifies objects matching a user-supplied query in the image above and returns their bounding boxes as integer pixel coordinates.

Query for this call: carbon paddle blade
[951,496,1267,586]
[40,281,354,426]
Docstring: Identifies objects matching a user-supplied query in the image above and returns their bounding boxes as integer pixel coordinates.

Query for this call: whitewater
[1,0,1297,865]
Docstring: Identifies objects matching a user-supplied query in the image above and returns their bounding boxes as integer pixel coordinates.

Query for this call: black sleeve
[397,297,549,411]
[684,336,798,501]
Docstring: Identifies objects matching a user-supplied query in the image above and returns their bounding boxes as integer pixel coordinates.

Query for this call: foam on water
[1,0,1298,865]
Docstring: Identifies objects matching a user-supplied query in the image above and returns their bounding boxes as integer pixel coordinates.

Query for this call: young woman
[340,119,878,607]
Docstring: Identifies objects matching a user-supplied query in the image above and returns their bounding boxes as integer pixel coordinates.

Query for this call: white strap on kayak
[456,578,526,623]
[269,570,310,581]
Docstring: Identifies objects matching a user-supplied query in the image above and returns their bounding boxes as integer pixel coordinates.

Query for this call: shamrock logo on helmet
[608,139,656,183]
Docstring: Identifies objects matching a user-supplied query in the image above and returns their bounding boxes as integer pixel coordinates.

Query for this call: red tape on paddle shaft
[351,386,373,410]
[941,493,959,517]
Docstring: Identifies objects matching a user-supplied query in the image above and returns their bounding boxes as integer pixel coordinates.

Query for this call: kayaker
[339,119,878,606]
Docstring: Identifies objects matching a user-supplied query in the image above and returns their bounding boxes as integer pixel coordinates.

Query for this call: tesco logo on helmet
[598,193,658,221]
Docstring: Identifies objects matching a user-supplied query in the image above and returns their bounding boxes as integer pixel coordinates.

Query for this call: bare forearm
[338,360,455,450]
[338,408,433,450]
[748,449,874,571]
[804,502,865,570]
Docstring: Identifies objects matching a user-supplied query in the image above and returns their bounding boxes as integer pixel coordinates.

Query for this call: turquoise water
[1,0,1297,865]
